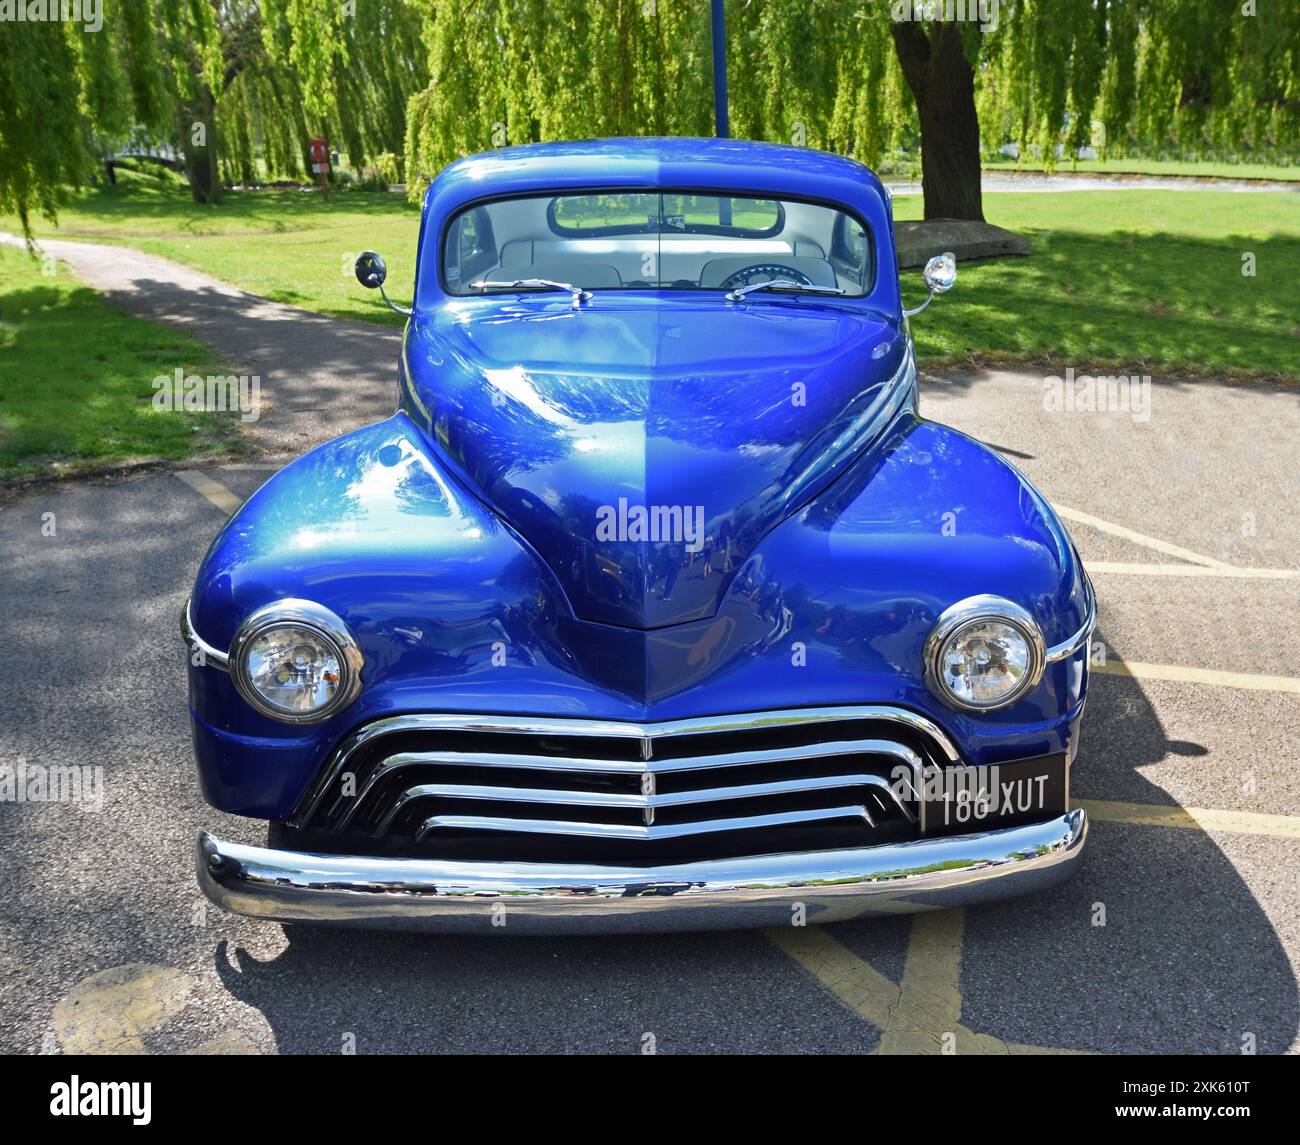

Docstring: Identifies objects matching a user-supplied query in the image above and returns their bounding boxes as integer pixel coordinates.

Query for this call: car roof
[423,136,889,225]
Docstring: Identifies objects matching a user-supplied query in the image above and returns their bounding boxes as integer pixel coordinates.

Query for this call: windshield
[443,191,873,297]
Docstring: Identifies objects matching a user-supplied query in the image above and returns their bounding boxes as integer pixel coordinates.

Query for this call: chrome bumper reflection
[196,810,1087,935]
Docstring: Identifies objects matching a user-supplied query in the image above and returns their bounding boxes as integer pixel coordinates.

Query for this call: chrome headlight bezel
[923,595,1047,713]
[229,599,364,724]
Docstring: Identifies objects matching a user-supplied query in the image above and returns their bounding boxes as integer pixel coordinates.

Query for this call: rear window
[548,193,783,238]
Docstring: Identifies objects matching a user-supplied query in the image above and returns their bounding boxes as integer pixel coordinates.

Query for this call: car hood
[402,295,910,629]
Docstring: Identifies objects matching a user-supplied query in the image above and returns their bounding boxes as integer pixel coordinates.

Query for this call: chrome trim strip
[1045,578,1098,664]
[331,739,926,831]
[374,774,904,838]
[417,805,875,842]
[179,598,230,672]
[390,775,898,810]
[328,706,957,749]
[293,705,959,828]
[196,810,1087,935]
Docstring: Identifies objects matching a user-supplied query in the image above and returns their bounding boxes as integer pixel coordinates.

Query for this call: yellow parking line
[1087,561,1300,580]
[876,910,974,1055]
[765,924,897,1030]
[184,1031,263,1055]
[767,912,1090,1055]
[176,470,242,515]
[51,964,192,1054]
[768,795,1300,1051]
[1093,658,1300,694]
[1056,504,1234,570]
[1078,799,1300,838]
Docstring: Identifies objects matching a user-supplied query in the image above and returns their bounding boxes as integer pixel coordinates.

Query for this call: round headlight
[229,600,363,723]
[924,596,1046,712]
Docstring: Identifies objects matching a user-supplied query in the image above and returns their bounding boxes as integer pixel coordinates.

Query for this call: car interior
[443,192,873,296]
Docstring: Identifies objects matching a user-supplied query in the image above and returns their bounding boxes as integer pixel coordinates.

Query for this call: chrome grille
[290,707,958,864]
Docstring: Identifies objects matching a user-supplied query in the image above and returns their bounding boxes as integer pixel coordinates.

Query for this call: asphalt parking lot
[1,347,1297,1053]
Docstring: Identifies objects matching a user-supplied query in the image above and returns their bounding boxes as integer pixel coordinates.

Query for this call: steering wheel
[718,263,814,291]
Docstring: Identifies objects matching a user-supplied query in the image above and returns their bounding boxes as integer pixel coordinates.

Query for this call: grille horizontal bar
[373,774,908,837]
[414,806,875,842]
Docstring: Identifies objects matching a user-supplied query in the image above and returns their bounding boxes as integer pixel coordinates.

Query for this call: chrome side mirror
[355,250,386,289]
[355,250,411,317]
[903,251,957,318]
[923,251,957,294]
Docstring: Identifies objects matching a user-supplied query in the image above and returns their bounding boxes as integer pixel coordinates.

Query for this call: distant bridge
[104,141,185,174]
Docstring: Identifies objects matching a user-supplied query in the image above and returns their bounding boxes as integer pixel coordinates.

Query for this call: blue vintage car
[186,138,1094,933]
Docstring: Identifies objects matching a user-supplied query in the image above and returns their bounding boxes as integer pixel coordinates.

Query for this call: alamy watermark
[152,368,261,423]
[595,498,705,553]
[0,758,104,813]
[0,0,102,32]
[891,0,1000,33]
[1043,367,1151,423]
[50,1076,150,1126]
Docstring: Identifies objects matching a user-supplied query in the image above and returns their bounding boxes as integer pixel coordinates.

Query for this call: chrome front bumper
[197,809,1087,935]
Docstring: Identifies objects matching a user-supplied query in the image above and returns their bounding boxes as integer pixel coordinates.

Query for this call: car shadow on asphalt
[956,629,1299,1054]
[207,923,876,1054]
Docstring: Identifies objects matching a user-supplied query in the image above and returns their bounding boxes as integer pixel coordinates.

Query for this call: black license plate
[925,753,1068,837]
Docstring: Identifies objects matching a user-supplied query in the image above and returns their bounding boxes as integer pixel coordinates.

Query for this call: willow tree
[721,1,908,164]
[405,0,718,190]
[156,0,228,203]
[2,0,429,223]
[404,0,1298,221]
[794,0,1300,222]
[403,0,909,200]
[6,1,1296,230]
[0,0,169,236]
[332,0,428,176]
[0,21,94,237]
[904,0,1299,220]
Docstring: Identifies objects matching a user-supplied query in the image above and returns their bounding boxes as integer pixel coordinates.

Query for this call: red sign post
[309,137,330,199]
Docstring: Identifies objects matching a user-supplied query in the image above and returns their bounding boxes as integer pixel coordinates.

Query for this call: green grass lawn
[982,156,1299,182]
[1,169,418,328]
[5,169,1297,380]
[0,245,248,482]
[892,190,1299,380]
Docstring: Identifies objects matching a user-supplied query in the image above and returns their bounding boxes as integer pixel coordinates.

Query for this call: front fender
[710,413,1092,747]
[186,413,590,813]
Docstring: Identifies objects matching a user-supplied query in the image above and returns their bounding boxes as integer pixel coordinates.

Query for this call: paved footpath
[0,242,1296,1055]
[1,234,399,454]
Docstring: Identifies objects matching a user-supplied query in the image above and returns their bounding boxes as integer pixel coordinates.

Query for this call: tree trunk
[179,87,221,205]
[891,20,984,221]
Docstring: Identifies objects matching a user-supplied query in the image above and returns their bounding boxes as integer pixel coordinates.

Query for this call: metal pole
[710,0,732,227]
[710,0,729,139]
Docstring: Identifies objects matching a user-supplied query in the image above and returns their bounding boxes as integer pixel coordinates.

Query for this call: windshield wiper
[469,277,593,309]
[724,279,846,303]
